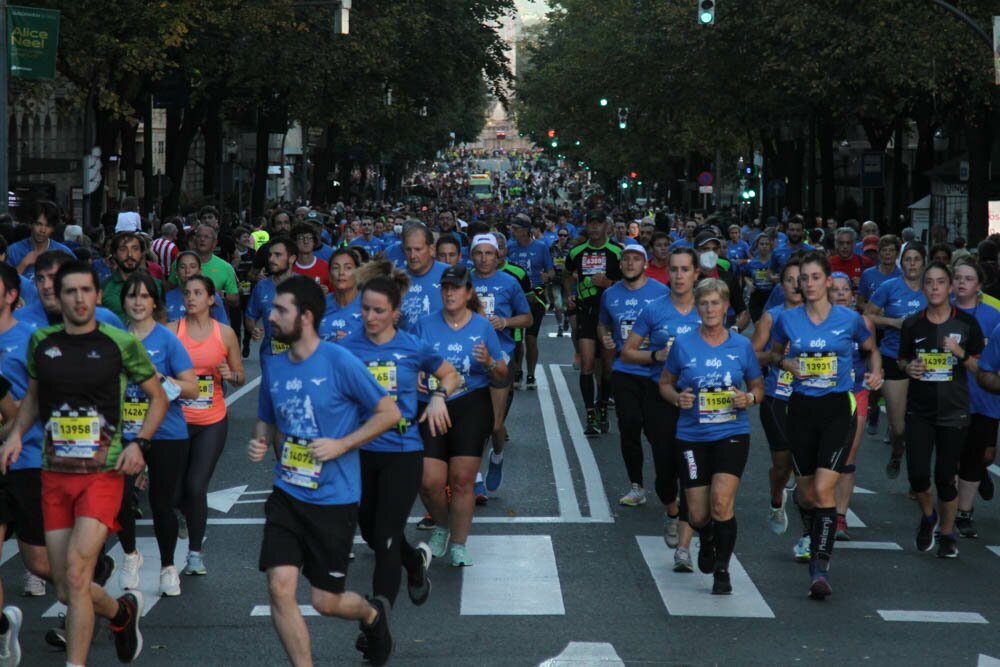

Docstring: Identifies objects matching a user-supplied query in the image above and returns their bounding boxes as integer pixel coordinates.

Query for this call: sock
[111,599,130,627]
[490,450,503,465]
[599,378,612,406]
[580,373,595,410]
[476,472,484,483]
[713,517,737,572]
[811,506,837,567]
[697,519,715,544]
[0,613,8,634]
[958,509,972,519]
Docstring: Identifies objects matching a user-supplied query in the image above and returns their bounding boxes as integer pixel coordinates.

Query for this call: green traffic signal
[699,0,715,24]
[551,140,558,148]
[599,98,608,107]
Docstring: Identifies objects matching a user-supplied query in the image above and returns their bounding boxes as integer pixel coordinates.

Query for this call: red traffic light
[630,171,637,179]
[547,129,556,138]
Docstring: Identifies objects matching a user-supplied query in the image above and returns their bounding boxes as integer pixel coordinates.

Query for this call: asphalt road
[6,313,1000,666]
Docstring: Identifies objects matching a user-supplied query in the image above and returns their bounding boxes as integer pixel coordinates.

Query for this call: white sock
[476,472,484,483]
[490,450,503,465]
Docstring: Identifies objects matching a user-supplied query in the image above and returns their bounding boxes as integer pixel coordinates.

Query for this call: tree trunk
[120,119,138,198]
[163,101,208,217]
[251,116,270,219]
[890,116,905,233]
[310,123,333,204]
[966,105,991,244]
[90,108,118,226]
[818,107,836,219]
[202,105,222,203]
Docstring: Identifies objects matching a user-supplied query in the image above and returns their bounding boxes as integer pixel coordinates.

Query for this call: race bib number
[239,280,252,296]
[122,399,149,434]
[368,361,398,397]
[481,293,496,318]
[698,388,735,424]
[918,350,954,382]
[581,253,607,276]
[798,353,837,388]
[271,339,290,355]
[49,409,100,459]
[753,269,771,286]
[279,436,321,489]
[554,256,565,269]
[776,370,793,398]
[183,374,215,410]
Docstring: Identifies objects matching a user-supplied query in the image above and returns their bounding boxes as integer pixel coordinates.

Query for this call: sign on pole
[7,5,59,80]
[989,201,1000,236]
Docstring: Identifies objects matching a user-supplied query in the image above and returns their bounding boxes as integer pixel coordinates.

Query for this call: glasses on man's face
[558,233,568,237]
[297,235,315,243]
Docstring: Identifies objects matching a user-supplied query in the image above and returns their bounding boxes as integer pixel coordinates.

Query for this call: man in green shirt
[101,232,162,322]
[171,225,239,308]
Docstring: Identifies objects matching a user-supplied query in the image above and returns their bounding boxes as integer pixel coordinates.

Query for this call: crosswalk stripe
[877,610,988,624]
[250,604,319,617]
[43,537,193,618]
[636,536,774,618]
[460,535,565,615]
[0,543,19,567]
[539,642,625,666]
[846,509,866,528]
[536,367,583,520]
[836,541,901,550]
[987,546,1000,559]
[979,654,1000,666]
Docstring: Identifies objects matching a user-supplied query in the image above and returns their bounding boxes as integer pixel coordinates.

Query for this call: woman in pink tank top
[168,274,245,576]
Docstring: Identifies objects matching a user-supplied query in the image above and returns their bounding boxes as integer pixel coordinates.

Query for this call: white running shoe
[663,513,680,548]
[0,606,22,667]
[120,552,143,590]
[21,572,45,597]
[793,535,812,562]
[159,566,181,597]
[768,490,788,535]
[618,483,647,507]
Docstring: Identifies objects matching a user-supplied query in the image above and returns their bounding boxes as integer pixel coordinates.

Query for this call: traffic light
[621,179,629,190]
[599,98,608,107]
[575,140,581,146]
[740,164,758,179]
[630,171,638,179]
[547,129,556,138]
[741,187,756,200]
[698,0,715,25]
[618,107,628,130]
[551,140,558,148]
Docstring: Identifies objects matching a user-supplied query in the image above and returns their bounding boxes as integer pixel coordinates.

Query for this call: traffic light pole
[925,0,992,52]
[1,0,8,214]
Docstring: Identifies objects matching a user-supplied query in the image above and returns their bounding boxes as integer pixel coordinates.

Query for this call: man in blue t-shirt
[506,214,553,389]
[769,216,811,279]
[246,237,298,367]
[248,276,400,667]
[400,225,449,330]
[4,201,73,280]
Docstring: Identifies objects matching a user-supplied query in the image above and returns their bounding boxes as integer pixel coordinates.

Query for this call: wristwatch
[131,437,152,455]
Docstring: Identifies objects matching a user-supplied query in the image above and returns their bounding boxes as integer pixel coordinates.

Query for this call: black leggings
[958,414,998,483]
[359,450,424,605]
[183,419,228,551]
[115,438,189,565]
[613,371,651,486]
[905,412,965,502]
[640,378,682,507]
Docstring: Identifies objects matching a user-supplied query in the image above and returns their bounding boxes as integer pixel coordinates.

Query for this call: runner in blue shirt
[725,225,751,267]
[470,235,532,499]
[340,262,462,631]
[412,265,508,567]
[952,259,1000,540]
[768,216,811,278]
[319,247,364,343]
[742,233,776,322]
[164,251,230,325]
[856,234,901,311]
[661,277,764,596]
[771,251,883,599]
[248,276,400,667]
[864,243,926,479]
[119,272,199,597]
[245,237,297,366]
[622,247,702,571]
[348,218,384,257]
[4,201,73,280]
[399,225,448,330]
[749,257,803,540]
[507,215,553,390]
[598,244,669,507]
[15,251,126,331]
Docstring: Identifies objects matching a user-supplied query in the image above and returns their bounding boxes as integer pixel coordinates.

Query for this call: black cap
[440,265,472,288]
[512,213,532,228]
[586,209,606,223]
[695,229,723,247]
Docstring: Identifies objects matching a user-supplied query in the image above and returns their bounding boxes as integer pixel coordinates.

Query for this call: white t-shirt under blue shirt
[258,342,387,505]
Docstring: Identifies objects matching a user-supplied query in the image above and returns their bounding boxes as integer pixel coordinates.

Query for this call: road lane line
[979,654,1000,667]
[136,515,613,527]
[225,375,261,407]
[549,364,612,522]
[878,610,988,624]
[460,535,565,615]
[846,509,866,528]
[853,486,875,494]
[987,546,1000,559]
[990,464,1000,478]
[835,541,902,550]
[539,643,625,666]
[636,536,774,618]
[536,366,582,521]
[251,604,319,617]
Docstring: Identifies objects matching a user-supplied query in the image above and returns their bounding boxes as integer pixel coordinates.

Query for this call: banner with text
[8,5,60,80]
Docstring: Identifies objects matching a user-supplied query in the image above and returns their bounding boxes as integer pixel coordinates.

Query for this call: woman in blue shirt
[660,278,764,596]
[120,272,199,597]
[341,260,461,624]
[743,233,775,322]
[319,247,363,342]
[165,251,230,325]
[772,252,882,599]
[413,265,507,567]
[864,243,926,479]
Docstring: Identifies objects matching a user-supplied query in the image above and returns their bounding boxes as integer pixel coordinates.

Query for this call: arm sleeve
[869,282,890,309]
[485,324,503,361]
[122,333,157,384]
[631,305,652,338]
[743,340,762,380]
[770,312,788,348]
[598,292,612,327]
[852,312,872,346]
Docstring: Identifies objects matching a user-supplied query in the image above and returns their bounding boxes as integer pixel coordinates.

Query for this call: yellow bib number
[183,374,215,410]
[122,399,149,434]
[798,353,837,388]
[698,389,735,424]
[49,411,100,458]
[368,361,398,397]
[280,436,322,489]
[918,351,954,382]
[776,370,794,398]
[271,339,290,355]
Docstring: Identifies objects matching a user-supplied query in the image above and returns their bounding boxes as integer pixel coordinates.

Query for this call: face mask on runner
[699,251,718,271]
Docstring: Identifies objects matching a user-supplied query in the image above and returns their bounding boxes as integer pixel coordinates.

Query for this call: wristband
[431,390,447,399]
[486,359,498,372]
[131,437,152,455]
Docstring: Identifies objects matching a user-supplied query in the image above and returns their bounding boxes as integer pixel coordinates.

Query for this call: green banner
[8,5,60,80]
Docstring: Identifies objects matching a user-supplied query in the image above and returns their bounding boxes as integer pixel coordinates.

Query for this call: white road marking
[987,546,1000,559]
[251,604,319,617]
[979,654,1000,667]
[136,515,614,527]
[225,376,261,406]
[0,543,19,567]
[207,485,248,512]
[853,486,875,494]
[846,509,866,528]
[234,499,267,504]
[835,541,902,550]
[636,536,774,618]
[989,464,1000,478]
[460,535,565,615]
[44,537,193,618]
[877,610,988,624]
[536,367,583,521]
[539,642,625,667]
[549,365,612,522]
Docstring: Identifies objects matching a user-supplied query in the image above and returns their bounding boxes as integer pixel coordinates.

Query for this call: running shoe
[808,572,832,600]
[120,551,143,590]
[94,553,116,587]
[696,536,715,574]
[956,511,978,539]
[598,406,610,434]
[835,514,851,541]
[355,632,369,660]
[711,569,732,595]
[111,591,144,663]
[584,410,599,436]
[416,513,436,530]
[980,472,995,501]
[407,543,432,606]
[182,551,207,576]
[44,615,65,651]
[663,513,680,549]
[361,595,393,667]
[22,571,45,597]
[526,375,537,390]
[618,483,647,507]
[785,475,797,491]
[0,606,22,667]
[428,527,450,558]
[886,454,902,479]
[450,543,472,567]
[768,491,788,535]
[915,512,938,552]
[474,480,489,505]
[485,449,504,493]
[866,404,880,435]
[793,535,812,562]
[241,341,250,359]
[177,513,188,540]
[936,533,959,559]
[159,566,181,597]
[515,370,525,391]
[672,547,693,573]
